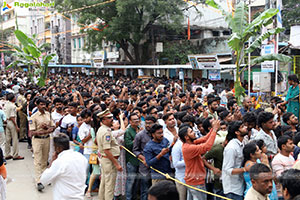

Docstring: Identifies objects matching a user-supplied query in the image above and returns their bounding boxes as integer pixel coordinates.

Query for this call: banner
[208,70,221,81]
[188,55,220,70]
[261,45,275,72]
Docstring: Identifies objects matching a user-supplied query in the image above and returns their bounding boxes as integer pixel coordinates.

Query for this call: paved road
[5,142,100,200]
[6,142,53,200]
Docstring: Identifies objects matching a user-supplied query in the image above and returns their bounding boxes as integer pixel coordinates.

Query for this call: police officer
[4,93,24,160]
[29,98,55,191]
[97,109,122,200]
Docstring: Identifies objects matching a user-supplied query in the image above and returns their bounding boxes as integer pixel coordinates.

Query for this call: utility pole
[248,0,251,96]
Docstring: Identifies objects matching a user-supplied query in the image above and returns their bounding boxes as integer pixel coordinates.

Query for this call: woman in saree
[282,75,299,120]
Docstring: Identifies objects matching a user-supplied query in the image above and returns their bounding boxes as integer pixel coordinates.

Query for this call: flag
[277,0,282,28]
[187,18,191,40]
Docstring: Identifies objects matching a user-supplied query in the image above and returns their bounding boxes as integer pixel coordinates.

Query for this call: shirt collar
[249,187,269,200]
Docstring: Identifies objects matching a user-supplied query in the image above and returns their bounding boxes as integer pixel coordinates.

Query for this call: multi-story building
[50,12,71,64]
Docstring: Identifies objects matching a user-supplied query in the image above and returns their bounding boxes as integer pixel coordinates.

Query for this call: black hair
[216,106,227,116]
[283,112,294,124]
[227,100,237,110]
[68,102,78,108]
[36,97,47,105]
[147,106,157,115]
[137,101,147,108]
[129,113,139,121]
[179,126,190,143]
[242,142,258,166]
[145,115,157,123]
[149,124,163,135]
[294,132,300,146]
[255,139,265,150]
[283,130,294,138]
[53,97,63,105]
[132,107,142,114]
[208,98,217,106]
[194,103,202,110]
[6,93,15,101]
[288,74,299,83]
[196,87,202,92]
[182,115,195,124]
[148,180,179,200]
[181,105,191,112]
[220,120,228,126]
[278,135,293,150]
[227,121,243,142]
[203,117,212,133]
[219,110,230,120]
[195,117,204,125]
[179,93,186,98]
[80,109,92,119]
[54,133,70,151]
[93,97,101,104]
[257,112,274,128]
[249,163,271,180]
[243,112,257,125]
[163,113,174,121]
[279,169,300,199]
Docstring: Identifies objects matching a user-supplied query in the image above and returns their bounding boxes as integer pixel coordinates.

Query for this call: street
[5,142,53,200]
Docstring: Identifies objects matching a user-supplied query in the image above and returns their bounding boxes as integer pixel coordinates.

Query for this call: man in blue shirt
[144,124,173,185]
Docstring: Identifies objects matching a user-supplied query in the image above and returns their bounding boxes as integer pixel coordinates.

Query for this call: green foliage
[56,0,186,64]
[6,30,55,87]
[206,0,291,104]
[159,41,202,64]
[282,0,300,29]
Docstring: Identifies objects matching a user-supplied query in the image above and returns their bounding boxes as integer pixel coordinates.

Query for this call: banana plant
[206,0,292,104]
[6,30,55,87]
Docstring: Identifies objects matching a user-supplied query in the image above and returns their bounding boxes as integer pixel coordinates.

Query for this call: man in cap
[96,109,122,200]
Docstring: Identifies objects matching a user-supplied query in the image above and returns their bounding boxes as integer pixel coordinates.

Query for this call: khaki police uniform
[97,124,120,200]
[16,94,27,139]
[4,101,19,158]
[29,110,55,183]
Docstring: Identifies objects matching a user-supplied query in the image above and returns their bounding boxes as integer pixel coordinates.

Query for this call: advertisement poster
[208,70,221,81]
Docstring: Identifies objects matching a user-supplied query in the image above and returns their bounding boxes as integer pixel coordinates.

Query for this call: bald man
[240,97,253,116]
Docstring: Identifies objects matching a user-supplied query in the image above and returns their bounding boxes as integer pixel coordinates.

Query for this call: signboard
[188,55,220,70]
[261,44,275,72]
[252,72,260,91]
[208,70,221,81]
[93,51,104,68]
[107,52,119,59]
[156,42,163,52]
[261,61,275,72]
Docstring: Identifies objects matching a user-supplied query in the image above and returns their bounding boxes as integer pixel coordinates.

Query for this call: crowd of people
[0,71,300,200]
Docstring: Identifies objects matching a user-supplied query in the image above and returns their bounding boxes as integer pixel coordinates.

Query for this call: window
[223,30,230,36]
[212,31,220,37]
[31,27,33,35]
[51,20,53,29]
[58,19,60,27]
[35,26,37,34]
[78,38,81,48]
[73,38,76,48]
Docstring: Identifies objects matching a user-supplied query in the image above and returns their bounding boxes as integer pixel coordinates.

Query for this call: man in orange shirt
[179,119,220,200]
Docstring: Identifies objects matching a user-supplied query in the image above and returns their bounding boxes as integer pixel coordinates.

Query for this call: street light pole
[248,0,251,97]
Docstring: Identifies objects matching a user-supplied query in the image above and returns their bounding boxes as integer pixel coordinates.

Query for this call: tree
[6,30,55,87]
[206,0,292,104]
[56,0,186,64]
[282,0,300,29]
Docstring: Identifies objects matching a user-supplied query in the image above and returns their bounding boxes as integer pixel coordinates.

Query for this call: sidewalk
[5,142,53,200]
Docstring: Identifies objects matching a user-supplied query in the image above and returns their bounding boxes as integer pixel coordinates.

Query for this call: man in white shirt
[272,135,295,199]
[60,102,78,136]
[40,134,87,200]
[163,113,178,146]
[78,109,93,163]
[49,98,64,163]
